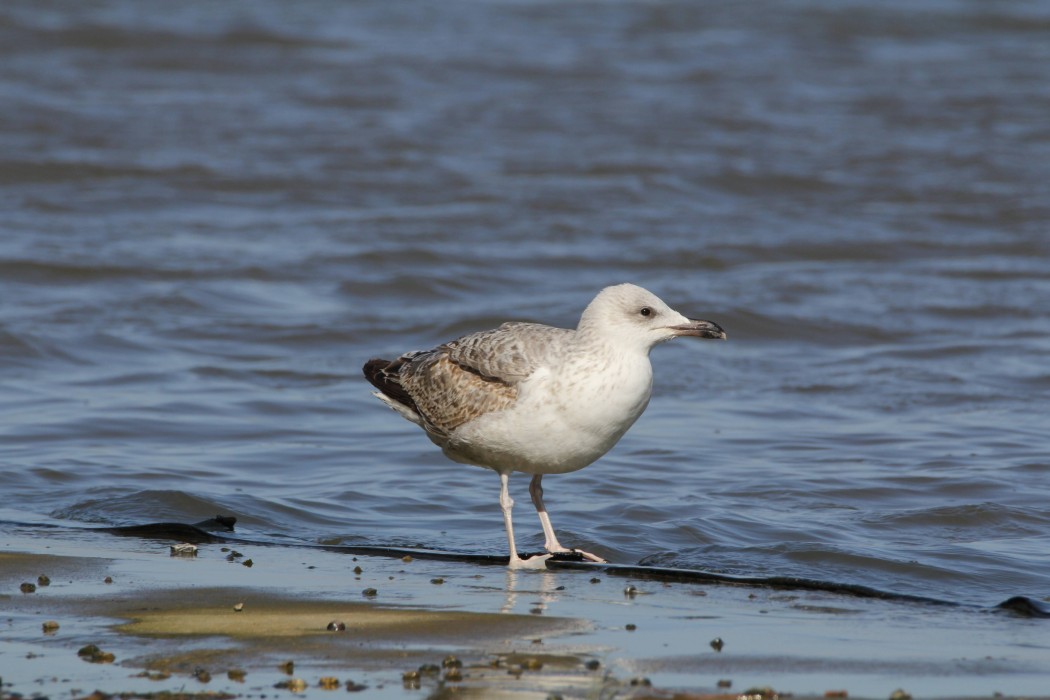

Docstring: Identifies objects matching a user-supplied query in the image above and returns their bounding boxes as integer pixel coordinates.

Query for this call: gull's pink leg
[501,472,549,570]
[529,474,605,563]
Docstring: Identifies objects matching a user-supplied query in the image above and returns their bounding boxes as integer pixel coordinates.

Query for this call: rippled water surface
[2,0,1048,608]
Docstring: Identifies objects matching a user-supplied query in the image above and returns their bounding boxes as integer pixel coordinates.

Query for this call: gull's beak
[667,318,727,340]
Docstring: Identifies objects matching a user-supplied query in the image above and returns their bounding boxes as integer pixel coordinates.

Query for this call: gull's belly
[443,356,654,474]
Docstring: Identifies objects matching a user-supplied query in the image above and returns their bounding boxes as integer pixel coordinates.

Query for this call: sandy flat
[3,523,1049,700]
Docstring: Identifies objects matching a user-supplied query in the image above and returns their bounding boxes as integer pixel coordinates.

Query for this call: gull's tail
[363,356,425,427]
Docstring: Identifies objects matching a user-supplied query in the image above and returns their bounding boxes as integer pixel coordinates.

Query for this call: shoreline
[2,524,1049,700]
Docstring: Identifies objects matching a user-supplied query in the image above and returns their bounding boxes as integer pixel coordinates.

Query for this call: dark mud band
[11,515,1048,619]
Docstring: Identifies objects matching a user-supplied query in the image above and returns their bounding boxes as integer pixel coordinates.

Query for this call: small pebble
[345,680,368,692]
[625,623,637,631]
[193,668,211,683]
[233,602,244,612]
[20,582,36,594]
[418,664,440,676]
[104,576,113,584]
[430,577,445,585]
[629,677,652,687]
[170,543,198,557]
[442,655,462,668]
[717,679,732,688]
[278,660,295,675]
[42,620,60,633]
[242,559,253,568]
[228,669,247,682]
[274,678,307,692]
[37,575,51,587]
[326,620,346,632]
[353,566,363,574]
[589,577,601,584]
[318,676,340,690]
[77,644,115,664]
[889,691,912,700]
[584,659,601,671]
[362,587,378,597]
[529,607,543,615]
[401,670,420,688]
[710,637,724,652]
[623,585,637,598]
[401,555,413,563]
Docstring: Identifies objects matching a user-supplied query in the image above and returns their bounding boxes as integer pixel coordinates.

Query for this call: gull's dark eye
[640,307,652,317]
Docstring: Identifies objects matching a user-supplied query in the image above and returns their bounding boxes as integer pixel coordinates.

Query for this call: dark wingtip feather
[363,358,391,388]
[363,356,420,415]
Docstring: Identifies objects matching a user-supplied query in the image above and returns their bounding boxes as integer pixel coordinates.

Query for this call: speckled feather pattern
[364,284,723,479]
[387,322,574,436]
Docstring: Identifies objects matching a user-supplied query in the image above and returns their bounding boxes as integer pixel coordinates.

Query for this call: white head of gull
[363,283,726,569]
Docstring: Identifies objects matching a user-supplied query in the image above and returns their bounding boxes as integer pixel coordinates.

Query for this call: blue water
[1,0,1048,608]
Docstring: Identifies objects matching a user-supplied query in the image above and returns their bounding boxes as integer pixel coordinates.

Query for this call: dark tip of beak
[669,319,727,340]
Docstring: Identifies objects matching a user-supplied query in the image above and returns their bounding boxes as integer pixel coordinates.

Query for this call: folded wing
[363,322,573,438]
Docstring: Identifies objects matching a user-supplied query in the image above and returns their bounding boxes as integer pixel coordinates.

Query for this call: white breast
[444,346,654,475]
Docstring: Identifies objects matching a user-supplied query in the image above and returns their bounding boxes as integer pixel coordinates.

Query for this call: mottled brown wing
[399,352,517,435]
[400,323,573,435]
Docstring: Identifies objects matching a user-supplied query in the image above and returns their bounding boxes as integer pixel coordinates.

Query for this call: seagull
[363,283,726,569]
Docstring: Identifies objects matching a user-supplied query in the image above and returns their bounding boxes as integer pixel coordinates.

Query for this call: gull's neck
[573,322,651,360]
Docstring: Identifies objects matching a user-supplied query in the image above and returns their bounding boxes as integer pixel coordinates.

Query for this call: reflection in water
[501,568,568,616]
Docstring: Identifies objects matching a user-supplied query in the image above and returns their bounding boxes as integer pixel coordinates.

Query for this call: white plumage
[364,283,726,568]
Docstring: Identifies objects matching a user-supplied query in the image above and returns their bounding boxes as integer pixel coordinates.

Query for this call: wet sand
[2,522,1049,700]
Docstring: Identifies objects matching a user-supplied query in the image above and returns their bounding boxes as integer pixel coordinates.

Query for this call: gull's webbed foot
[545,544,606,563]
[573,549,606,563]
